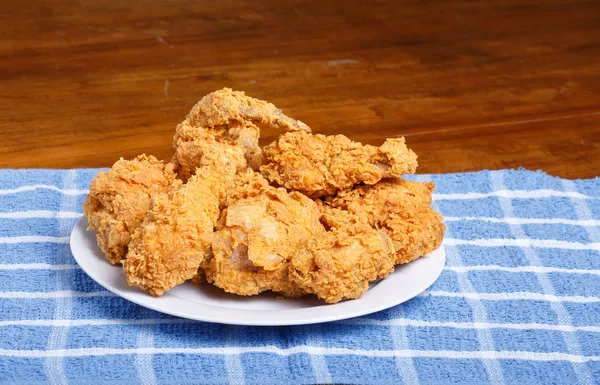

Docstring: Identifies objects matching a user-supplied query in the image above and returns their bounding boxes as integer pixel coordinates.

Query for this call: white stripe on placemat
[0,264,80,270]
[0,211,82,219]
[306,324,333,385]
[429,174,506,385]
[444,216,600,226]
[1,318,599,334]
[490,171,593,384]
[0,236,70,244]
[423,290,600,303]
[444,238,600,250]
[0,291,112,299]
[224,327,247,385]
[135,316,157,385]
[433,189,597,200]
[342,318,600,333]
[44,170,77,385]
[0,185,88,196]
[444,245,506,385]
[388,305,420,384]
[0,319,193,327]
[446,265,600,275]
[1,346,599,363]
[1,289,597,303]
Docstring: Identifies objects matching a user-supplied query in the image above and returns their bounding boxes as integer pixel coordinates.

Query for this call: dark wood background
[1,0,599,178]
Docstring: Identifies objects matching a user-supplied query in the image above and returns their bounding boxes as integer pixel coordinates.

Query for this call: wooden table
[1,0,599,178]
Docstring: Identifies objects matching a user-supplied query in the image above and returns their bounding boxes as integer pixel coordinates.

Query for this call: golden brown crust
[173,88,311,180]
[290,207,396,304]
[82,155,180,264]
[185,88,310,133]
[122,147,245,296]
[205,171,322,297]
[173,120,257,180]
[260,131,418,197]
[327,178,445,264]
[83,89,444,303]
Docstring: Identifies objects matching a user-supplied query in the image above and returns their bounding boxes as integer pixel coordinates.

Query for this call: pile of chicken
[83,89,445,304]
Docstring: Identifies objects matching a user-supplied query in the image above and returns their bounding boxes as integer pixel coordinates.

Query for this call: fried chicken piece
[186,87,311,133]
[205,170,322,297]
[327,178,445,265]
[172,125,250,181]
[260,131,418,197]
[122,146,245,296]
[289,207,395,304]
[82,155,180,264]
[173,88,311,179]
[173,120,261,178]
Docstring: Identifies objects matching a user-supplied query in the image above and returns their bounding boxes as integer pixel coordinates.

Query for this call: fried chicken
[173,88,311,180]
[205,170,323,297]
[260,131,418,197]
[122,145,245,296]
[82,155,180,264]
[82,88,446,304]
[327,178,445,265]
[173,120,261,178]
[290,207,396,304]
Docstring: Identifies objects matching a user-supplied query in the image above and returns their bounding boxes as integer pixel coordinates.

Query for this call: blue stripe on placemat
[0,168,598,384]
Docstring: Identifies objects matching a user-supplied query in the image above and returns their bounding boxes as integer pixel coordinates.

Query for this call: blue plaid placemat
[0,168,598,385]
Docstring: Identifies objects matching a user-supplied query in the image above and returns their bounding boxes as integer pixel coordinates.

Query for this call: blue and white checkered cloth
[0,168,599,384]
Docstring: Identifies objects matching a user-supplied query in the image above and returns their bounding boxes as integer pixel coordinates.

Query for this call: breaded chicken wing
[327,178,445,265]
[122,146,245,296]
[290,207,395,304]
[82,155,180,264]
[205,170,322,297]
[173,88,311,180]
[260,131,418,197]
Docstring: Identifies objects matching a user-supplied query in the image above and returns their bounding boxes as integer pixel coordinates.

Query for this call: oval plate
[70,217,445,326]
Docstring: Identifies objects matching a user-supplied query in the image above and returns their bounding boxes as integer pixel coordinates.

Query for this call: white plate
[70,217,445,326]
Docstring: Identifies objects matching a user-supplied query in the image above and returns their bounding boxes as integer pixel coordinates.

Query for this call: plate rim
[70,217,445,326]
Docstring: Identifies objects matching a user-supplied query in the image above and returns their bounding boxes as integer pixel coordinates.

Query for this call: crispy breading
[83,89,445,303]
[290,207,396,304]
[205,171,322,297]
[327,178,445,264]
[173,88,311,179]
[122,146,245,296]
[82,155,180,264]
[261,131,417,197]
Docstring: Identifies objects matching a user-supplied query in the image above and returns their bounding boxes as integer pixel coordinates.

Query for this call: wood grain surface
[1,0,599,178]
